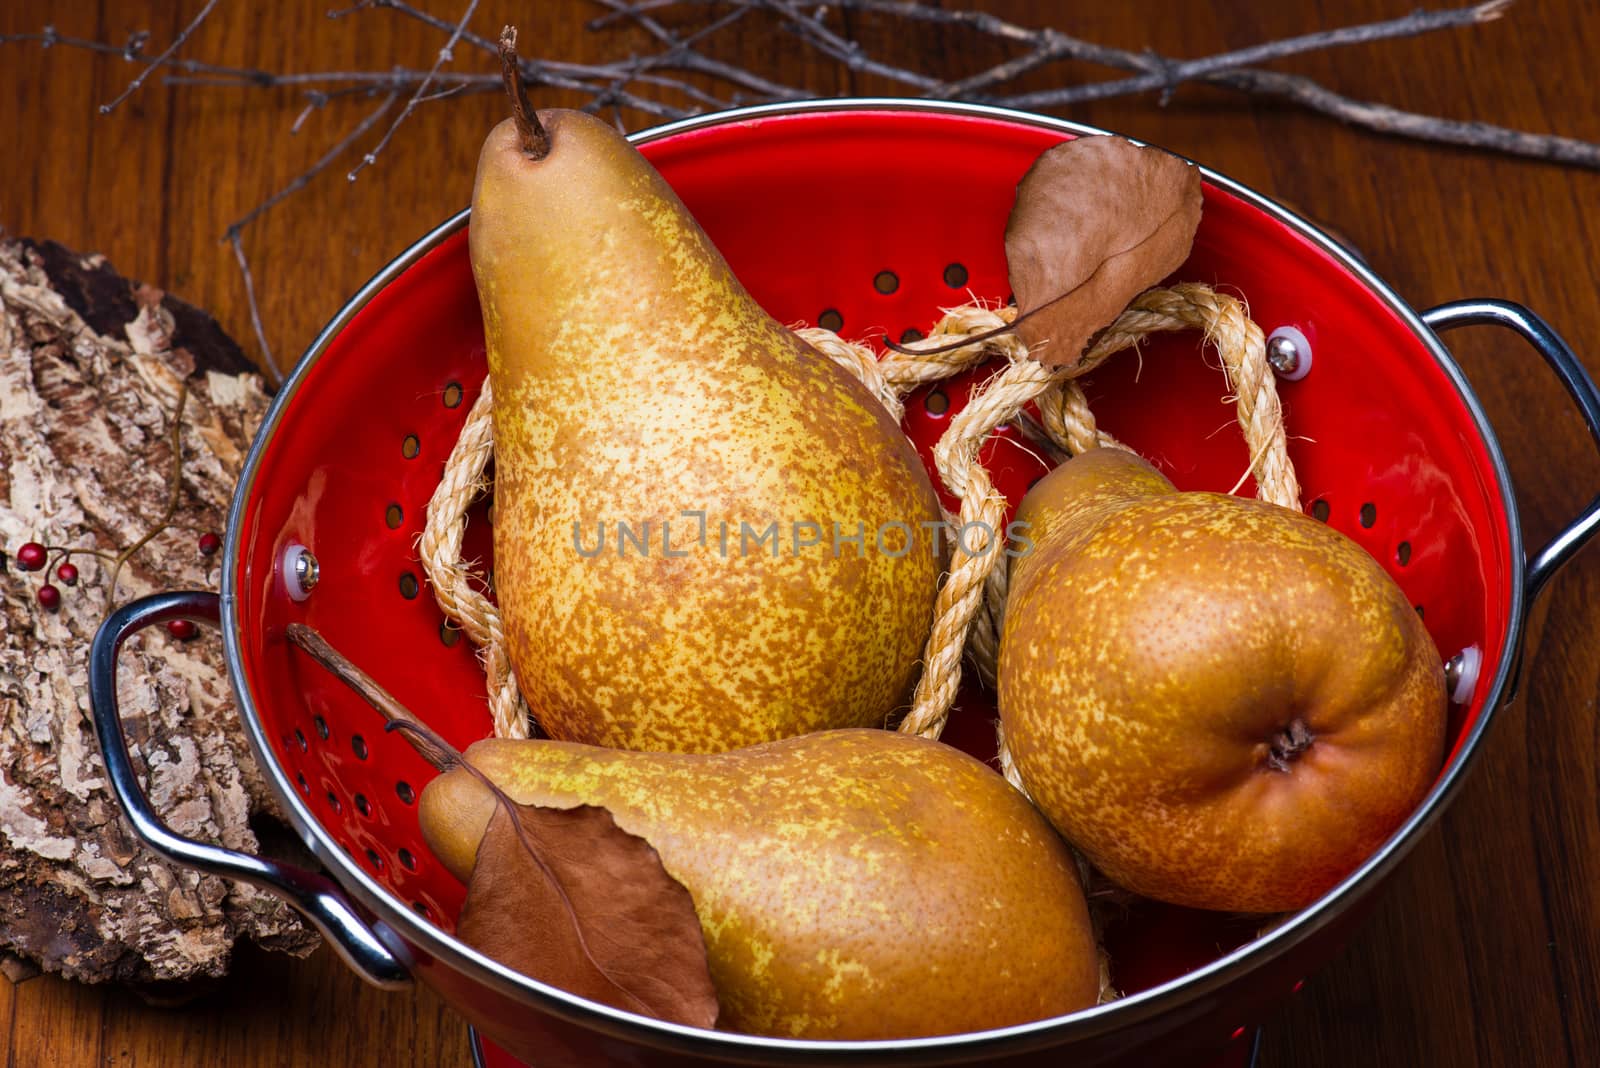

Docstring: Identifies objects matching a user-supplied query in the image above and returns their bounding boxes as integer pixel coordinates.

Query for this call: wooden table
[3,1,1597,1065]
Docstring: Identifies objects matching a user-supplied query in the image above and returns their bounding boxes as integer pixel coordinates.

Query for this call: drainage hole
[817,308,843,332]
[1359,502,1377,528]
[943,262,969,288]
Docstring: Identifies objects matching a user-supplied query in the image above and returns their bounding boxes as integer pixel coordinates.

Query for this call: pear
[470,34,942,753]
[421,728,1100,1039]
[998,448,1446,913]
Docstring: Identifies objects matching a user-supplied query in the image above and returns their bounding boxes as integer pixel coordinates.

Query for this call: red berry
[36,584,60,611]
[56,562,79,586]
[198,532,222,557]
[166,619,198,641]
[16,542,46,572]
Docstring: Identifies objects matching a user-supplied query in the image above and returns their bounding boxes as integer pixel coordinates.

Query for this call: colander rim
[221,97,1525,1060]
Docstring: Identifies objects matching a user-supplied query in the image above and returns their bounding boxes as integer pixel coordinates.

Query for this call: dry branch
[5,0,1596,368]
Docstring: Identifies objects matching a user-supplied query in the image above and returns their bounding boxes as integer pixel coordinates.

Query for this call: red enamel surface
[229,108,1514,1064]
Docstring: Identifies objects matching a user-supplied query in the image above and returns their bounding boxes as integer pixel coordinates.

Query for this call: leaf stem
[284,622,463,771]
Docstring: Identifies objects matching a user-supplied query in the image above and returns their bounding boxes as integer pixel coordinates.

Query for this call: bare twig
[2,25,274,83]
[348,0,481,180]
[708,0,1594,170]
[1206,66,1600,169]
[9,0,1597,400]
[227,91,398,237]
[100,0,221,113]
[935,0,1512,100]
[227,231,280,387]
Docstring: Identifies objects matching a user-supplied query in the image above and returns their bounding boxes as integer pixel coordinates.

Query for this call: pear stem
[498,26,549,160]
[285,623,462,772]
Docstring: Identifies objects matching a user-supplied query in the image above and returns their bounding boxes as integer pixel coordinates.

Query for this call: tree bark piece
[0,237,316,985]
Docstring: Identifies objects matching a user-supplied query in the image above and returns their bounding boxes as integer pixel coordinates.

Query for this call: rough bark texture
[0,237,316,985]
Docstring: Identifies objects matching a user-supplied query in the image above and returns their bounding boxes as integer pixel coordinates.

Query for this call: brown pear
[469,39,942,753]
[998,448,1446,913]
[421,728,1100,1039]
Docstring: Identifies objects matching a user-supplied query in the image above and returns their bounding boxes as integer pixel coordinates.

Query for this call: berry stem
[108,381,189,603]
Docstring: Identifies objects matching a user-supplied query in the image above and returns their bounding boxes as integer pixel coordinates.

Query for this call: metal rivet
[1444,646,1481,705]
[284,544,319,602]
[1266,326,1313,381]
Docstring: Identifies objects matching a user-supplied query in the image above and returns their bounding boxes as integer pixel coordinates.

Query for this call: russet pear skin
[420,728,1100,1039]
[998,449,1446,913]
[470,110,942,753]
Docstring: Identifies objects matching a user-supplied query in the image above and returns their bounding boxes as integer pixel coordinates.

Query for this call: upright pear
[470,39,942,753]
[421,728,1100,1039]
[998,449,1446,913]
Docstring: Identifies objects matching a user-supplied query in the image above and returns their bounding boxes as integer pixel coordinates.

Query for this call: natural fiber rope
[418,382,531,739]
[419,283,1296,745]
[894,283,1298,746]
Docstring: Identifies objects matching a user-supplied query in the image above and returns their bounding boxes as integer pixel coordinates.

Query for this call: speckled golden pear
[998,448,1447,913]
[420,728,1100,1039]
[470,109,942,753]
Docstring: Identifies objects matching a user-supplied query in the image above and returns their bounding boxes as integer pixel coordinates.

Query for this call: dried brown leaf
[1006,136,1202,369]
[457,798,719,1030]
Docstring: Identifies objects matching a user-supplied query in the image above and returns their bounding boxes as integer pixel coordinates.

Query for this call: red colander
[90,101,1600,1068]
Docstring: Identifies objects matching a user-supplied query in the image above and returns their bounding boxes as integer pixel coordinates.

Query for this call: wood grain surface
[3,1,1598,1065]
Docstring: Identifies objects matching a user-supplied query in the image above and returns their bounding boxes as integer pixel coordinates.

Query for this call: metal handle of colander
[89,590,412,990]
[1423,299,1600,604]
